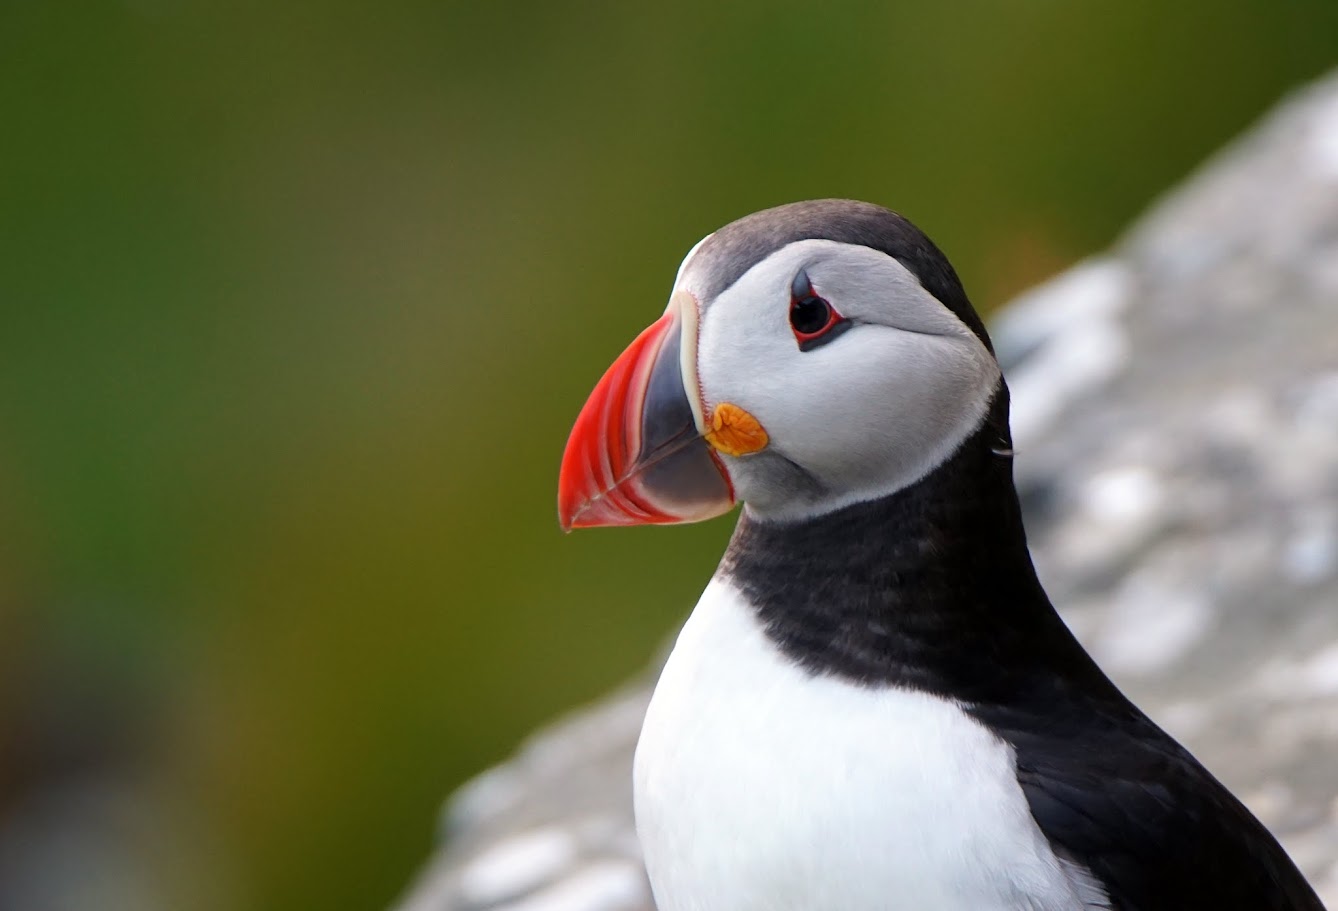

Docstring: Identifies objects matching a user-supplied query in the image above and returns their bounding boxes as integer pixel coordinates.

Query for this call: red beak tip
[556,307,733,530]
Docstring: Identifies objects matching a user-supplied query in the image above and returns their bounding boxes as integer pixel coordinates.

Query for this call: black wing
[971,695,1326,911]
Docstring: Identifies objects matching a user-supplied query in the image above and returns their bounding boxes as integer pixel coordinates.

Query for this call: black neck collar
[719,391,1116,705]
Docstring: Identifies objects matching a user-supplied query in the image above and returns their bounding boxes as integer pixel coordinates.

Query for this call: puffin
[556,200,1325,911]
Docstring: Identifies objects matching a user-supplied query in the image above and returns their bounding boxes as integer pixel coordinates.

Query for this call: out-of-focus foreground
[1,4,1336,910]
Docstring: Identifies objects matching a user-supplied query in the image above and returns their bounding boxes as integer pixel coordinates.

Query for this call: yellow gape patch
[704,402,769,457]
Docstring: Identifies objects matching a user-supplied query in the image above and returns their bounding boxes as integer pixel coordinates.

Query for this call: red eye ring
[788,269,851,350]
[789,294,846,349]
[790,295,836,338]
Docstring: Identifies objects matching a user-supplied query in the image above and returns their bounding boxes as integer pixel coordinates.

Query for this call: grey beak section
[635,312,735,521]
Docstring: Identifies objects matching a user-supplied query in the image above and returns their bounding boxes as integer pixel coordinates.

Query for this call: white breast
[633,578,1106,911]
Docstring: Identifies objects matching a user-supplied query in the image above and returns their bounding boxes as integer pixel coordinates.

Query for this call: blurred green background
[1,2,1335,908]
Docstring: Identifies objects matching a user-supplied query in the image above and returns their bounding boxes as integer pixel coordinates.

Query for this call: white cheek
[696,277,794,415]
[693,239,1001,517]
[729,330,996,477]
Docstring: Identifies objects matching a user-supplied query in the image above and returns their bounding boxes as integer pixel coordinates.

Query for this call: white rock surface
[397,73,1338,911]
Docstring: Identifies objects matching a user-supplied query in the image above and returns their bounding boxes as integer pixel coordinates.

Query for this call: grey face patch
[679,199,993,352]
[726,448,827,515]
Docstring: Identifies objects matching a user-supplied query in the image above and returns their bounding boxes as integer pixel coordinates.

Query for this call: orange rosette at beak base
[704,402,769,457]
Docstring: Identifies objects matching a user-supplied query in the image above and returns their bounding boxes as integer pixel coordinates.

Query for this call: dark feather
[723,388,1324,910]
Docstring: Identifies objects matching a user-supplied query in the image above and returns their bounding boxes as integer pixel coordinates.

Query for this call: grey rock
[397,73,1338,910]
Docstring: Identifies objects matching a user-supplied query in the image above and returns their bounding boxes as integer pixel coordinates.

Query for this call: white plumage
[634,578,1108,911]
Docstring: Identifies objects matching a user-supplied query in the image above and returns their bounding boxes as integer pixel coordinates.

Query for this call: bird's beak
[558,291,738,530]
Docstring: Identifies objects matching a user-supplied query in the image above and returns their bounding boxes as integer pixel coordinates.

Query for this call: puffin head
[558,199,1004,529]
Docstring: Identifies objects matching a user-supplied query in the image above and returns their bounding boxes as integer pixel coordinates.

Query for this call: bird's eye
[789,295,848,350]
[790,296,831,335]
[788,269,850,350]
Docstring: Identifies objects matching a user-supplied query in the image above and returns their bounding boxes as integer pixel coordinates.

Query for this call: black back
[720,391,1325,911]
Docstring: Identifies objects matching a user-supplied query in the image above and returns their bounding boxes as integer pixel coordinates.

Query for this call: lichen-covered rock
[397,73,1338,911]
